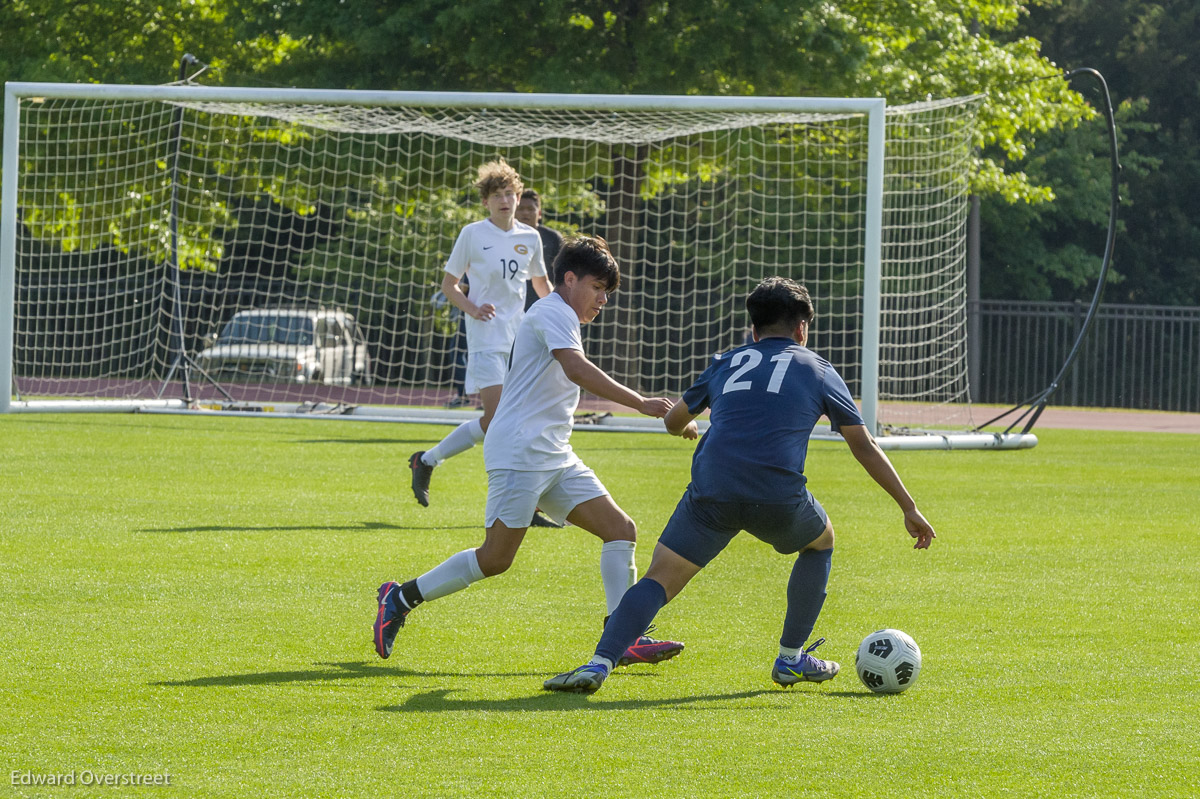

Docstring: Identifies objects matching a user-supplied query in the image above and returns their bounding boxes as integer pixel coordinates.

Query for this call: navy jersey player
[544,276,936,693]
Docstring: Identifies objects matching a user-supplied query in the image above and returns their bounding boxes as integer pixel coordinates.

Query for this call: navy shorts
[657,487,829,568]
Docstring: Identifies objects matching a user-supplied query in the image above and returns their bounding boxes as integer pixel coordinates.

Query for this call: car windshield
[221,315,314,345]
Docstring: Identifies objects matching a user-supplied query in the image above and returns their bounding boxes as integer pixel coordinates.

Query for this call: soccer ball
[855,629,922,694]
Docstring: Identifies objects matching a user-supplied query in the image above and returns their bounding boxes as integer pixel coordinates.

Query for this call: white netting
[8,89,980,432]
[879,97,980,431]
[170,101,859,143]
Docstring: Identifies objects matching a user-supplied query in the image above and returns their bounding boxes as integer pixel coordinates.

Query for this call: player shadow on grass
[139,521,476,533]
[151,661,544,688]
[153,663,878,702]
[380,687,790,713]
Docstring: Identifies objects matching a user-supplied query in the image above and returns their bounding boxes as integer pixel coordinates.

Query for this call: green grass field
[2,413,1197,797]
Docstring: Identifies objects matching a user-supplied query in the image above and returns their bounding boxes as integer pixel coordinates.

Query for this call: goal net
[2,83,1008,445]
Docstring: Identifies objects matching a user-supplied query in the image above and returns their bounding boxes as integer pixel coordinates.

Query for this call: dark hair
[520,189,541,204]
[553,235,621,292]
[746,277,814,332]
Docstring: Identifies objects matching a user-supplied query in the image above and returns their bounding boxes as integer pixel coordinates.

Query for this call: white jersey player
[409,160,552,512]
[376,235,685,667]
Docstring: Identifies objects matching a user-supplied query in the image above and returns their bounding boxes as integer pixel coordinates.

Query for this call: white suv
[198,307,372,386]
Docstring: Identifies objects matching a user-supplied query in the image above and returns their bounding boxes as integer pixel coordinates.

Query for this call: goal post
[1,87,19,414]
[1,81,1033,450]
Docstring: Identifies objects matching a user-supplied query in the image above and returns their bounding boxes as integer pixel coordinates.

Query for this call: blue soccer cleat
[373,581,410,659]
[543,663,609,694]
[772,637,840,686]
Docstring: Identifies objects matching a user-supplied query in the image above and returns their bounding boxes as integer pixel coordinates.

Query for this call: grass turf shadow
[138,521,475,533]
[379,686,845,713]
[151,661,544,687]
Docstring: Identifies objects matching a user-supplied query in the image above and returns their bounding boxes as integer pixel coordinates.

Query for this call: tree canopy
[997,0,1200,304]
[3,1,1088,198]
[10,0,1193,303]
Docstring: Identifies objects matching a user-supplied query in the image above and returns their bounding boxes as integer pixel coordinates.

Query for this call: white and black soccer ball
[855,629,922,694]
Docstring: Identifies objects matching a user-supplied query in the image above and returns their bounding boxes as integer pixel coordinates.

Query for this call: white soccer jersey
[484,292,584,471]
[445,219,546,354]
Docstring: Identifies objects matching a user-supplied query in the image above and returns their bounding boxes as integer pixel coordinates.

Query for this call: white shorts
[465,350,510,394]
[485,461,608,528]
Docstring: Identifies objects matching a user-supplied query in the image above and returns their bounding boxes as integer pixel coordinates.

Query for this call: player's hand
[472,303,496,321]
[680,420,700,440]
[639,397,673,418]
[904,507,936,549]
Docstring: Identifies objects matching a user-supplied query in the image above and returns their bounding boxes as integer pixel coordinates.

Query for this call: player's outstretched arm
[664,399,700,440]
[553,349,672,417]
[840,425,936,549]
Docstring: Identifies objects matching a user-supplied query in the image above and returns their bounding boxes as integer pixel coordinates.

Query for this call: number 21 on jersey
[722,350,793,395]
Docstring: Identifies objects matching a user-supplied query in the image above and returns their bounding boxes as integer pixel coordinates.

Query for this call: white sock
[600,540,637,615]
[588,656,614,673]
[415,549,485,602]
[423,418,485,465]
[779,645,803,662]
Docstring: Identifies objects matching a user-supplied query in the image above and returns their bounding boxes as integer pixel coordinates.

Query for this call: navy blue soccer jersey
[681,337,865,503]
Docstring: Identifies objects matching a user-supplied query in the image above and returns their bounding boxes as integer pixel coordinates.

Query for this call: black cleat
[409,451,434,507]
[529,510,564,528]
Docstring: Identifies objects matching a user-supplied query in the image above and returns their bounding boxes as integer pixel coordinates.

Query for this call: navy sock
[780,548,832,650]
[594,578,668,667]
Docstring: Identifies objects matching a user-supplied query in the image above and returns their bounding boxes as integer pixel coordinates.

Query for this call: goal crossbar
[4,81,887,115]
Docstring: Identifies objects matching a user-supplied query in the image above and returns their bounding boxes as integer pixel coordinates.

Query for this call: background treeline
[985,0,1200,304]
[1,0,1197,306]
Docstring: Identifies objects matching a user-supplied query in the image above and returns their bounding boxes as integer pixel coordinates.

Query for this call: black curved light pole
[974,68,1121,434]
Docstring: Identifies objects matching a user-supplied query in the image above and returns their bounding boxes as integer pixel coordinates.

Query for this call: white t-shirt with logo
[484,292,584,471]
[444,219,547,353]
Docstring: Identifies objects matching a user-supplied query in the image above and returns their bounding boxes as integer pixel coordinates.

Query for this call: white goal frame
[1,82,1034,451]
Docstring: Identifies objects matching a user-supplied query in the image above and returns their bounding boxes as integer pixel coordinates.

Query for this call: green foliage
[1,0,1117,307]
[2,414,1197,796]
[2,1,1085,217]
[0,0,264,86]
[1015,0,1200,304]
[980,98,1159,299]
[231,0,1084,202]
[840,0,1091,201]
[240,0,869,96]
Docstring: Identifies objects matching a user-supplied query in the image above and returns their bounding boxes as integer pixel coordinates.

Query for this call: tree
[3,1,1090,219]
[980,98,1158,300]
[1011,0,1200,304]
[236,0,1087,202]
[3,0,1099,312]
[0,0,297,130]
